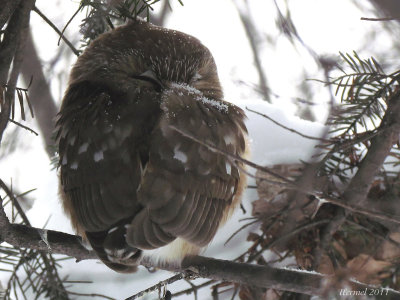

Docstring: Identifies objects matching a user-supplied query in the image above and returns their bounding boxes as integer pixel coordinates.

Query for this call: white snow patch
[198,96,228,112]
[169,82,229,112]
[234,99,327,166]
[282,266,322,275]
[170,82,201,95]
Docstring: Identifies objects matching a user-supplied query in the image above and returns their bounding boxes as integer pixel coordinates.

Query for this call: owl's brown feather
[56,20,247,272]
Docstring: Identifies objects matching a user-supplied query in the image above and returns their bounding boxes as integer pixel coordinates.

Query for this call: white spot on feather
[224,134,235,145]
[225,162,231,175]
[94,150,104,162]
[78,142,89,154]
[68,135,76,145]
[108,226,118,234]
[62,155,68,165]
[173,145,188,163]
[70,161,78,170]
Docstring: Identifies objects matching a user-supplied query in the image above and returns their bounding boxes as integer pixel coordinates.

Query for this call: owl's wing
[57,82,246,270]
[125,86,247,249]
[57,81,163,271]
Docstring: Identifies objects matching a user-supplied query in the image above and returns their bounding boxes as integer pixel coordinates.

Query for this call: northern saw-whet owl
[56,20,248,273]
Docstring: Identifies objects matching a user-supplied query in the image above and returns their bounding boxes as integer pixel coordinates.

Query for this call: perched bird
[56,19,248,273]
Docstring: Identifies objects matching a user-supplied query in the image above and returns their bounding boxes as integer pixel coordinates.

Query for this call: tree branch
[0,0,35,144]
[0,0,22,30]
[0,201,399,298]
[32,7,80,57]
[20,30,59,158]
[232,0,270,102]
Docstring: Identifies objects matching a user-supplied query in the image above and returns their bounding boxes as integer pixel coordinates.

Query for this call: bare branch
[179,256,400,297]
[232,0,270,102]
[33,6,80,57]
[246,106,329,142]
[0,195,399,298]
[8,118,38,136]
[20,30,59,157]
[361,16,400,21]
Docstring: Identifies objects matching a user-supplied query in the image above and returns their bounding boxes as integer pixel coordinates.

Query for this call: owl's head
[69,20,223,100]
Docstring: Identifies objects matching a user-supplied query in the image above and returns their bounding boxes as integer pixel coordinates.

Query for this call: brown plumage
[56,20,248,273]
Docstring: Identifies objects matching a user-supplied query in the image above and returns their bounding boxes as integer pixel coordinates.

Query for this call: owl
[56,19,248,273]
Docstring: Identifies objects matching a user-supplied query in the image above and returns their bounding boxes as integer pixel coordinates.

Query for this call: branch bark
[1,214,400,298]
[0,0,22,30]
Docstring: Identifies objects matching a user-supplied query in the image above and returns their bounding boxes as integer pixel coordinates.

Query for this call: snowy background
[0,0,396,299]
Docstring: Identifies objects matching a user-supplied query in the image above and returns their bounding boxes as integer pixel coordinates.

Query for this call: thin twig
[66,290,115,300]
[125,273,187,300]
[246,107,329,142]
[33,7,80,56]
[247,220,330,263]
[224,219,259,246]
[57,3,83,47]
[361,16,399,21]
[7,118,38,135]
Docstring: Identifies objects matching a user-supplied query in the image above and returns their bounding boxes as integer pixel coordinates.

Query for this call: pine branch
[0,179,86,299]
[313,87,400,270]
